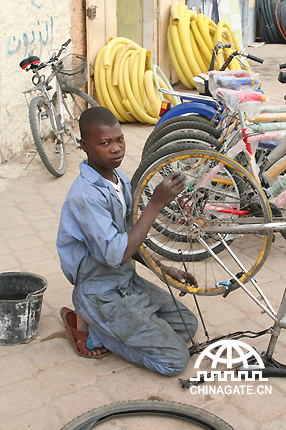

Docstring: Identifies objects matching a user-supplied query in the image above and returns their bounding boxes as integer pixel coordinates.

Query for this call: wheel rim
[132,148,272,296]
[37,102,65,171]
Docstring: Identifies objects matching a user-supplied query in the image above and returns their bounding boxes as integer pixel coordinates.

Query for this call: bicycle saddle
[19,56,40,70]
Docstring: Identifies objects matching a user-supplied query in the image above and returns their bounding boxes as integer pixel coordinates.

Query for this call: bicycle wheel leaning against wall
[20,40,99,177]
[29,88,98,177]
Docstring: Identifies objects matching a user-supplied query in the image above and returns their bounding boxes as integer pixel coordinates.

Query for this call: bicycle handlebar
[245,53,264,64]
[219,50,264,72]
[49,39,71,63]
[209,42,232,71]
[57,39,71,56]
[21,39,72,72]
[63,39,71,47]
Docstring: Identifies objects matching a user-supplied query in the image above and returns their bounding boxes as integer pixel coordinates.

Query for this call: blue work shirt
[57,160,135,295]
[57,161,197,376]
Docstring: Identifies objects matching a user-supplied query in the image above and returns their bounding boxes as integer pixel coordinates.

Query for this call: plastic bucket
[0,272,48,345]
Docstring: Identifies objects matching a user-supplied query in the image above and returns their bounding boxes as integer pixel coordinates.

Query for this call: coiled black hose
[257,0,286,43]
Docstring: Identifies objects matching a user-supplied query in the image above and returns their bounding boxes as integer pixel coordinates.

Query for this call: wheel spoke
[132,143,272,296]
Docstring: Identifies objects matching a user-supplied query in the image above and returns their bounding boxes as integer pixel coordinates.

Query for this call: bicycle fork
[195,228,277,321]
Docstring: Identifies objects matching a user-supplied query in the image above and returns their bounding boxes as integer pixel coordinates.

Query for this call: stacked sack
[94,37,178,124]
[168,2,246,89]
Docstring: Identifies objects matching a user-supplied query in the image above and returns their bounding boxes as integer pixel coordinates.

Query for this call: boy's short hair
[79,107,119,140]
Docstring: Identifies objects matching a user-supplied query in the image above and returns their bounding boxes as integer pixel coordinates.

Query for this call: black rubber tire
[60,399,235,430]
[61,86,99,121]
[134,144,243,261]
[142,116,221,160]
[57,87,99,147]
[142,130,222,162]
[29,96,67,177]
[131,142,273,295]
[153,115,219,137]
[29,89,98,177]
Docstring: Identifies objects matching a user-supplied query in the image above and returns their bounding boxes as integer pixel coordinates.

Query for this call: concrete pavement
[0,43,286,429]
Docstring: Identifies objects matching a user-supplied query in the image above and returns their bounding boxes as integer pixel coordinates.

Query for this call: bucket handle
[26,287,46,300]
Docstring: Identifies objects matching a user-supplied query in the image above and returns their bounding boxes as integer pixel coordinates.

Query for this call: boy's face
[80,122,125,178]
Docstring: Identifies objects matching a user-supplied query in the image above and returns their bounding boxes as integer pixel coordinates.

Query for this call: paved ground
[1,43,286,430]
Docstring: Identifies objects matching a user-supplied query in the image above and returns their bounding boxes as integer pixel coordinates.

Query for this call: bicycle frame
[219,105,286,197]
[135,147,286,326]
[157,88,225,127]
[178,155,286,322]
[23,63,76,148]
[159,85,286,203]
[156,47,263,127]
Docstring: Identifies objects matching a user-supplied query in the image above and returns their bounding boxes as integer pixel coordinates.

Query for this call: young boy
[57,107,198,376]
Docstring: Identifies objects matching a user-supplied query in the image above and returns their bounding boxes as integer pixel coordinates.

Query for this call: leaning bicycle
[20,39,98,177]
[131,143,286,380]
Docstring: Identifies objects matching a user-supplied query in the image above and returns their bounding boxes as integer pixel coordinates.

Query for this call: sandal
[60,307,111,359]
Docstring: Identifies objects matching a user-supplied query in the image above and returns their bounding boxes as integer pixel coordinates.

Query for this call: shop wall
[0,0,74,162]
[1,0,182,162]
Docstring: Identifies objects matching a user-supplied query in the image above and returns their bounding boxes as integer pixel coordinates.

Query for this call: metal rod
[197,235,277,321]
[266,288,286,357]
[202,222,286,233]
[217,233,276,315]
[157,261,197,348]
[24,152,37,170]
[178,249,210,341]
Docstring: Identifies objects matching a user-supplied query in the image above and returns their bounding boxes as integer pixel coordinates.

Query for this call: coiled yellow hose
[94,37,178,124]
[93,8,249,120]
[168,2,249,89]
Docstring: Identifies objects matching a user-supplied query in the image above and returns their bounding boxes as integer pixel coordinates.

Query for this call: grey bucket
[0,272,48,345]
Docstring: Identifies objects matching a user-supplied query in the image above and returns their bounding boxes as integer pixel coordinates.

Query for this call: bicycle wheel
[131,143,273,296]
[142,130,222,162]
[142,116,221,160]
[29,96,66,177]
[55,86,99,148]
[62,86,99,122]
[60,400,234,430]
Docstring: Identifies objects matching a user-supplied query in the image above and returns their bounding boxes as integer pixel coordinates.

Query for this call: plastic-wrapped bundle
[208,70,261,96]
[215,88,268,118]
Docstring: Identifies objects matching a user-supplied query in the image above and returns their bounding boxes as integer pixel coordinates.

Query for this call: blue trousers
[73,272,198,376]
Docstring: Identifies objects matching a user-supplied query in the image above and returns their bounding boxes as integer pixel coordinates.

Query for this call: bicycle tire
[155,114,217,130]
[142,130,222,162]
[60,399,235,430]
[131,142,273,296]
[134,143,243,262]
[140,158,243,253]
[62,86,99,120]
[56,86,99,146]
[142,117,221,160]
[29,96,67,177]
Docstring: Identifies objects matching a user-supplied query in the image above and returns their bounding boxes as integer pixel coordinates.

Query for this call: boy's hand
[161,264,198,288]
[151,172,186,210]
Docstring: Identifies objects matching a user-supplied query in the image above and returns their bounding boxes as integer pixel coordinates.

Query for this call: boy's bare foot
[92,346,109,357]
